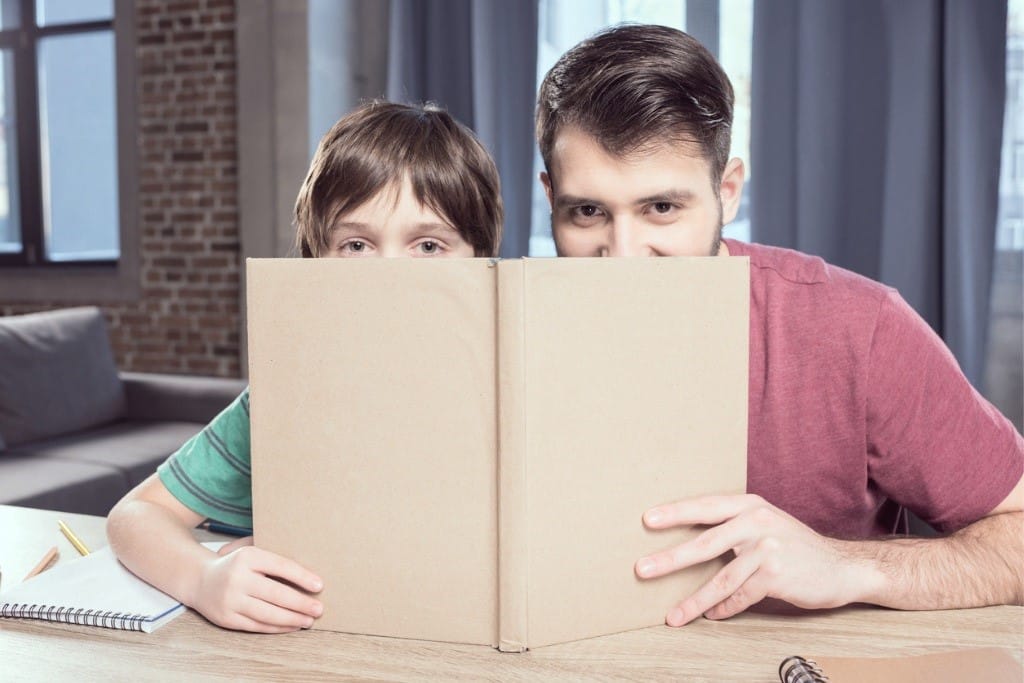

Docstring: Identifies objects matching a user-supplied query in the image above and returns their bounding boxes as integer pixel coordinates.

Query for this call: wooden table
[1,505,1021,681]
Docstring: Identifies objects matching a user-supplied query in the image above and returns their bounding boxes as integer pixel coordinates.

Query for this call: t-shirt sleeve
[157,387,254,529]
[865,292,1023,533]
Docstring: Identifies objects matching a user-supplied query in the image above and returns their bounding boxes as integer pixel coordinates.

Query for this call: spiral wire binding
[1,603,146,631]
[779,655,829,682]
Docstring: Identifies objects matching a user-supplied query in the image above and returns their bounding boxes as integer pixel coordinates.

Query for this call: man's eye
[571,205,602,220]
[653,202,674,214]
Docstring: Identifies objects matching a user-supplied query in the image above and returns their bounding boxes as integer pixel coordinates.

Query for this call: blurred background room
[0,1,1020,515]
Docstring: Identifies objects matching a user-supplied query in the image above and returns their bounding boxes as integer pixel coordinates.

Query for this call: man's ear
[540,171,554,210]
[719,158,746,225]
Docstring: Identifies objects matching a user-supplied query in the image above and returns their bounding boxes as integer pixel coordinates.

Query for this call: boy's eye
[418,240,443,254]
[346,241,366,252]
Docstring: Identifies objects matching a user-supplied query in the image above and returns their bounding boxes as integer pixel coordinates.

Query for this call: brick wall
[0,0,241,378]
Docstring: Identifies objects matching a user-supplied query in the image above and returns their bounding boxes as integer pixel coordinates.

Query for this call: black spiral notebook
[0,543,222,633]
[779,648,1023,682]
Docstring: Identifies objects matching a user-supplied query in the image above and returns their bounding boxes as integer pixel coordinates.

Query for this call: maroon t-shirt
[724,239,1023,538]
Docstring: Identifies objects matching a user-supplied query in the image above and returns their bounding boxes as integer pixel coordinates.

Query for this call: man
[536,24,1023,626]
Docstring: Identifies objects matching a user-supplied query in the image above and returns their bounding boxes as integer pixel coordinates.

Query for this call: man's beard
[709,201,724,256]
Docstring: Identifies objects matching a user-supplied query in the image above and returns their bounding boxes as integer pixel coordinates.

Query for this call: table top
[1,504,1021,682]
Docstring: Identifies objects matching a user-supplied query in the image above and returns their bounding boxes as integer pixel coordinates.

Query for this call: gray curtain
[387,0,539,258]
[750,0,1007,388]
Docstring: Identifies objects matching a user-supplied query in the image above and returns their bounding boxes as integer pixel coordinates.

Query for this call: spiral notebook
[0,542,223,633]
[779,648,1023,682]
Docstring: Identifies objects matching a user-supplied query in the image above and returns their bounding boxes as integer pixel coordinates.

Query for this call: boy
[107,101,503,633]
[537,24,1023,625]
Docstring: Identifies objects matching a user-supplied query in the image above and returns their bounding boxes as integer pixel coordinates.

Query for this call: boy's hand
[634,494,873,626]
[192,543,325,633]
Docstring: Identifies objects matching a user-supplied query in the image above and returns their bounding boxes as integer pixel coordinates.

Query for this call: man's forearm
[840,511,1024,610]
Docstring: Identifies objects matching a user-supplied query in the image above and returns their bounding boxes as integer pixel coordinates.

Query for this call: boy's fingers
[250,576,324,618]
[226,612,305,634]
[240,596,316,630]
[247,549,323,593]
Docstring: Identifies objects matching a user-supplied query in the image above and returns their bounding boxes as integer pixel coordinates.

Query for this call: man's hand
[191,540,325,633]
[634,494,878,626]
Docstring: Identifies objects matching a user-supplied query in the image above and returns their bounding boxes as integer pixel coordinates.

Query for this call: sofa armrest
[120,372,247,424]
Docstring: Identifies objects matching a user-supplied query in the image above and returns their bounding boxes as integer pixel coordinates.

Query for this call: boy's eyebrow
[330,221,460,235]
[414,222,461,235]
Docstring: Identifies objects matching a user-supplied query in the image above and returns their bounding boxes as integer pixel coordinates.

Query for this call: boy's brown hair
[536,24,734,187]
[295,101,503,257]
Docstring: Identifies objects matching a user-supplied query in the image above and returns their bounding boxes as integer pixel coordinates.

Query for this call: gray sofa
[0,307,246,516]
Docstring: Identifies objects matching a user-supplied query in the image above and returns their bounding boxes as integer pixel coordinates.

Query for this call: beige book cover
[248,257,749,651]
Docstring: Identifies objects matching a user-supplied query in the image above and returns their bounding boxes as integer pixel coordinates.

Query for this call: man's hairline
[542,128,725,200]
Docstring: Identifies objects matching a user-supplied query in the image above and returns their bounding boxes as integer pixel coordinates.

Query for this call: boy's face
[542,126,745,257]
[325,176,475,258]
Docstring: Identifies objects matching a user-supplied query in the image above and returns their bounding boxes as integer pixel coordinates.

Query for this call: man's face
[542,126,744,257]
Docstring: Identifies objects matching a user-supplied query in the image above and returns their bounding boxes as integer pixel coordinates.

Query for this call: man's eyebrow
[553,195,604,210]
[634,189,696,205]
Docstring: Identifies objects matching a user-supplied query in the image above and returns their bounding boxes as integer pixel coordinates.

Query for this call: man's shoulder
[724,239,893,304]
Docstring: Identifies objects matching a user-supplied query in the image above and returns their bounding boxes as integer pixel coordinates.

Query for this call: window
[985,0,1024,431]
[0,0,120,267]
[530,0,754,256]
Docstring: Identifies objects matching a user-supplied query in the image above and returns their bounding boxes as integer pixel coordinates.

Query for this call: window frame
[0,0,138,302]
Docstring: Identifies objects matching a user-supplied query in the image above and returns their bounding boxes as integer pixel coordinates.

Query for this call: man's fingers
[247,549,323,594]
[644,494,767,529]
[703,570,770,621]
[636,515,756,579]
[664,549,763,627]
[249,576,324,618]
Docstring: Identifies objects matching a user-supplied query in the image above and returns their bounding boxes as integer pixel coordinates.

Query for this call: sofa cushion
[13,419,202,488]
[0,307,124,449]
[0,455,128,517]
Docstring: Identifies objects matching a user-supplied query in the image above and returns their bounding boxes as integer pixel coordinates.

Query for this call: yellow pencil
[58,520,91,556]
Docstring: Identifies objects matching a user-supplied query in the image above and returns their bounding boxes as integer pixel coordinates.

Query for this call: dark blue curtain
[387,0,539,258]
[750,0,1007,388]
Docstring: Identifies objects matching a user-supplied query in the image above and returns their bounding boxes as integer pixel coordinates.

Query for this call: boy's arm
[107,474,324,633]
[634,477,1024,625]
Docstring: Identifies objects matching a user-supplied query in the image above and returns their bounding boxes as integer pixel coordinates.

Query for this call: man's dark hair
[537,24,734,187]
[295,100,502,258]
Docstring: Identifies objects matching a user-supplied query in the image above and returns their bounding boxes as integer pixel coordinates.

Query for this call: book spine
[1,603,145,631]
[496,259,528,652]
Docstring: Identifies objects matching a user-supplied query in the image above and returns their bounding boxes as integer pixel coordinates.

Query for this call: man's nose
[602,220,651,257]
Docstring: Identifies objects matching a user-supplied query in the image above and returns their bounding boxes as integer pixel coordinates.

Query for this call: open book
[247,257,749,650]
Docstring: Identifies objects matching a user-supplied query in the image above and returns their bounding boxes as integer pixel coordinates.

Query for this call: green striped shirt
[157,388,254,528]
